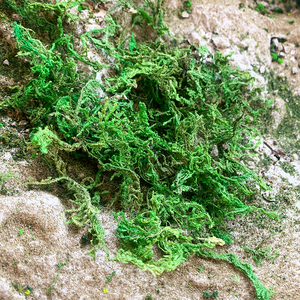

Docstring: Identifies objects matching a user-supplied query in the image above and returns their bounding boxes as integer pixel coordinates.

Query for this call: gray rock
[283,44,294,54]
[222,143,229,151]
[210,145,218,157]
[272,38,279,48]
[279,52,286,58]
[230,54,252,72]
[260,66,266,74]
[188,31,202,47]
[18,120,28,127]
[212,37,230,49]
[182,11,190,19]
[11,14,22,21]
[192,5,210,30]
[292,67,298,74]
[3,59,9,66]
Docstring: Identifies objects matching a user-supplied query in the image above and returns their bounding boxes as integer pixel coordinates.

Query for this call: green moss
[271,53,278,60]
[255,3,268,15]
[278,58,284,64]
[262,153,272,171]
[267,72,300,155]
[242,245,278,267]
[274,7,284,13]
[1,1,278,298]
[203,290,219,298]
[279,161,297,176]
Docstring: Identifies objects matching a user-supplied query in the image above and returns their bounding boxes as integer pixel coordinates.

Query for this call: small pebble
[279,52,285,58]
[181,11,190,18]
[3,59,9,66]
[18,120,28,127]
[212,37,230,49]
[210,145,218,158]
[292,67,298,74]
[272,38,279,48]
[78,173,85,179]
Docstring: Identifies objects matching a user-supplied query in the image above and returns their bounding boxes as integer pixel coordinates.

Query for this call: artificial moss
[0,1,278,299]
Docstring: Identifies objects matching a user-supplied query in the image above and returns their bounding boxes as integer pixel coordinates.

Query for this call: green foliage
[239,3,245,9]
[81,234,89,245]
[4,0,278,299]
[182,0,192,13]
[198,250,274,299]
[2,0,77,37]
[203,290,219,298]
[274,7,284,13]
[285,4,293,12]
[48,253,70,295]
[25,289,31,295]
[243,245,278,267]
[255,3,267,15]
[105,270,116,283]
[271,53,278,60]
[13,284,23,293]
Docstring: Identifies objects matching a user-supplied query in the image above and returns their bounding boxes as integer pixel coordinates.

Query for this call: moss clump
[239,3,245,9]
[203,290,219,298]
[1,0,277,299]
[255,3,268,15]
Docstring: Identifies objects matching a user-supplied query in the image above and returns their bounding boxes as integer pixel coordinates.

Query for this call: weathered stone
[260,65,266,74]
[94,9,107,22]
[192,5,210,30]
[3,59,9,66]
[18,120,27,127]
[210,145,218,157]
[283,43,294,54]
[272,38,279,48]
[11,14,22,21]
[165,0,178,9]
[212,37,230,49]
[271,97,286,129]
[182,11,190,19]
[292,67,298,74]
[279,52,286,57]
[188,31,203,47]
[230,54,252,72]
